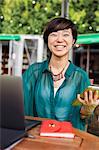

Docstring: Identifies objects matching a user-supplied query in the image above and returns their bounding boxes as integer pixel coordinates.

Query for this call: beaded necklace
[49,66,65,82]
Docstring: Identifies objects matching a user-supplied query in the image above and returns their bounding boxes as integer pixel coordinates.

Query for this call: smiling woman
[22,17,99,131]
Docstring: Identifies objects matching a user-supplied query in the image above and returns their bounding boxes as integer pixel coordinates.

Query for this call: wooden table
[13,116,99,150]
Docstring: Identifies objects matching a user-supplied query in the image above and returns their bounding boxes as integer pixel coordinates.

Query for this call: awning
[0,34,99,44]
[0,35,21,41]
[76,33,99,44]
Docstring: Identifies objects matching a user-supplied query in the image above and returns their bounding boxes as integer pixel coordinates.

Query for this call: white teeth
[54,45,66,51]
[55,45,66,48]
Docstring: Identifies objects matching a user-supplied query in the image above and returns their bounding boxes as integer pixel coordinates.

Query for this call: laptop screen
[0,75,25,130]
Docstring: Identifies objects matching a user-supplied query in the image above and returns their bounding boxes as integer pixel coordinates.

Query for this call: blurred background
[0,0,99,85]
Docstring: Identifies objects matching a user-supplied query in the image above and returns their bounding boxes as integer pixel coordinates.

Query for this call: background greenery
[0,0,99,34]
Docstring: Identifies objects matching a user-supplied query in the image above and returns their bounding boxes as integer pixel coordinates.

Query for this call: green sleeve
[72,70,91,130]
[22,66,37,116]
[79,71,91,94]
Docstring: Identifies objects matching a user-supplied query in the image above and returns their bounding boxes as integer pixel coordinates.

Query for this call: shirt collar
[42,59,76,78]
[64,60,76,79]
[42,59,50,73]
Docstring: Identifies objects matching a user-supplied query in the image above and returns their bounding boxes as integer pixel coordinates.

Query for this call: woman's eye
[63,34,69,37]
[50,33,57,37]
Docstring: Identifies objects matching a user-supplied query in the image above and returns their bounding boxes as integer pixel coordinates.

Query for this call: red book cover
[40,120,75,138]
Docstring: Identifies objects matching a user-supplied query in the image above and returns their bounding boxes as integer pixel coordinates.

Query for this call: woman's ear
[72,39,75,45]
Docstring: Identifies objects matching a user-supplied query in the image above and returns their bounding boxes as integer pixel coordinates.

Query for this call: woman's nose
[56,34,64,42]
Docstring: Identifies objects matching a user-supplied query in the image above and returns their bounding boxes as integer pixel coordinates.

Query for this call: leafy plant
[0,0,98,34]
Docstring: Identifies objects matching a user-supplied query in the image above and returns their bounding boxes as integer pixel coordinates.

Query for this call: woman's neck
[49,54,69,70]
[49,54,70,83]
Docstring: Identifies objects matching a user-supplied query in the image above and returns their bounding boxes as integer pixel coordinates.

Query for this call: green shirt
[22,60,90,130]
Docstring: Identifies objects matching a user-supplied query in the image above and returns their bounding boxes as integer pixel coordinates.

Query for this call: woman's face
[48,29,74,57]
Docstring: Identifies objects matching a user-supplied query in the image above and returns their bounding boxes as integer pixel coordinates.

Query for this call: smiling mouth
[54,45,66,48]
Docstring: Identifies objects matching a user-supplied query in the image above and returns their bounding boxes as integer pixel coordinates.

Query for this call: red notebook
[40,120,75,138]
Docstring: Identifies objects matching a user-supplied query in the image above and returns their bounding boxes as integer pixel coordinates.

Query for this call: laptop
[0,75,41,149]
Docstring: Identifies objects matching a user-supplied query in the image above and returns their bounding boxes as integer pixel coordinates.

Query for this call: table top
[12,116,99,150]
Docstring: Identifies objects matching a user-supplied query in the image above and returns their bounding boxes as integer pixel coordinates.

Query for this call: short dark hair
[43,17,77,45]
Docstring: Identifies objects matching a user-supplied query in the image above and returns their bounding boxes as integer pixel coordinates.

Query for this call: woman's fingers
[83,91,89,105]
[88,90,93,103]
[77,94,86,105]
[77,90,99,106]
[94,90,99,101]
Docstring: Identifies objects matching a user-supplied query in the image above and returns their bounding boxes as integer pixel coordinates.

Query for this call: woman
[23,17,98,130]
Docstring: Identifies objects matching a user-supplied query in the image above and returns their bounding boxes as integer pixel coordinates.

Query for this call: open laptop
[0,75,41,149]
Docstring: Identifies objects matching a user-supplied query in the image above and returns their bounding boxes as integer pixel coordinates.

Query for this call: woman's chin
[53,52,69,58]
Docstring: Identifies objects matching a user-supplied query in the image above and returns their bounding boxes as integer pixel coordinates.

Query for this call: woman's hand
[77,90,99,117]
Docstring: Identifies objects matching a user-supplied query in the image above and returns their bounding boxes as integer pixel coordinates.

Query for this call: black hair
[43,17,77,44]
